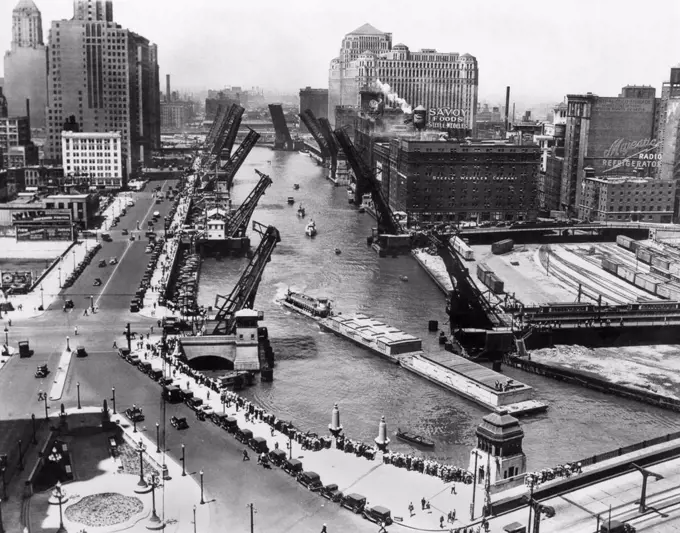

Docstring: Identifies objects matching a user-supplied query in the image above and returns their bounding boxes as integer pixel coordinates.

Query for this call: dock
[402,352,548,416]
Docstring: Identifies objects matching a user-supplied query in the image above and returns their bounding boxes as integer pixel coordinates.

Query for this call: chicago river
[197,146,680,470]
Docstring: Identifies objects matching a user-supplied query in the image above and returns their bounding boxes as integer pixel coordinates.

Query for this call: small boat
[400,275,408,282]
[335,248,341,255]
[358,206,365,213]
[293,184,300,190]
[396,429,434,448]
[288,197,295,205]
[297,205,306,218]
[305,220,317,237]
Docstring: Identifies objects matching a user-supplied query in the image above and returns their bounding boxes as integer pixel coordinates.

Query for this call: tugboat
[335,248,342,255]
[400,275,408,282]
[288,197,295,205]
[297,204,306,218]
[396,428,434,448]
[279,289,333,319]
[293,184,300,190]
[347,188,355,204]
[305,219,317,237]
[358,205,365,213]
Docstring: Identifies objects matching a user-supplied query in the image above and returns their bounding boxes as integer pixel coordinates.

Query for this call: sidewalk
[12,406,207,533]
[2,239,96,322]
[122,340,486,532]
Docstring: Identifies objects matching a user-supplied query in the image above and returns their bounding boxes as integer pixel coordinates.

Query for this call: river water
[197,146,680,471]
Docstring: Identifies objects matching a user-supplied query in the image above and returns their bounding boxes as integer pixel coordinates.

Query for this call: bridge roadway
[0,181,374,532]
[458,221,680,236]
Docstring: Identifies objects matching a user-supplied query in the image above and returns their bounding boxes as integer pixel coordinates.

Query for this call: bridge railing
[576,431,680,468]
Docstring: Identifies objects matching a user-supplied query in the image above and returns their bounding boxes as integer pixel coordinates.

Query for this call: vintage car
[297,471,323,491]
[34,364,49,378]
[93,278,102,286]
[109,257,118,265]
[76,345,87,357]
[18,340,31,358]
[170,416,189,430]
[186,397,203,412]
[122,229,129,235]
[362,505,393,526]
[341,493,367,514]
[236,428,253,444]
[320,483,343,503]
[269,448,287,467]
[248,437,269,455]
[124,406,144,422]
[282,458,303,476]
[98,259,107,268]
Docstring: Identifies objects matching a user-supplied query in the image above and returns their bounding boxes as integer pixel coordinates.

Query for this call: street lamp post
[31,414,37,444]
[3,327,7,348]
[54,481,66,533]
[181,444,186,476]
[40,285,44,309]
[111,387,116,414]
[90,295,94,311]
[0,467,6,501]
[72,250,76,270]
[58,266,62,288]
[200,470,204,505]
[77,382,81,409]
[156,422,160,453]
[17,440,23,471]
[137,439,147,488]
[148,474,161,525]
[470,450,481,520]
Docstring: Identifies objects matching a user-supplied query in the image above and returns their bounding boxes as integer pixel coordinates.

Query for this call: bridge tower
[469,409,526,491]
[234,309,260,345]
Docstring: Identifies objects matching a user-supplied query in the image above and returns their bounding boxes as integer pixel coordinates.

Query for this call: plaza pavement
[124,341,488,532]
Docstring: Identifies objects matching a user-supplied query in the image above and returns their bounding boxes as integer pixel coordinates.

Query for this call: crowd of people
[383,451,474,484]
[525,462,582,488]
[334,435,377,460]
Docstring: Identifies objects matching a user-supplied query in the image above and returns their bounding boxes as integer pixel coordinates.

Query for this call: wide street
[0,180,376,532]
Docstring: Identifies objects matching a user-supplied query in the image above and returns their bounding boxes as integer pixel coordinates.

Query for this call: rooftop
[61,131,121,139]
[326,313,421,346]
[348,23,385,36]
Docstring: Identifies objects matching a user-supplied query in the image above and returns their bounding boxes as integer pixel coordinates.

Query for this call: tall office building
[299,87,328,132]
[44,0,160,177]
[3,0,47,127]
[560,88,658,213]
[328,23,478,131]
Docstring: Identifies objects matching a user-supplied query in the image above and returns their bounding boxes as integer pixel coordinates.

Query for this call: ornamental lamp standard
[199,470,205,505]
[76,382,81,409]
[72,250,76,270]
[3,327,7,347]
[54,481,66,533]
[58,266,62,288]
[111,387,116,414]
[136,439,147,488]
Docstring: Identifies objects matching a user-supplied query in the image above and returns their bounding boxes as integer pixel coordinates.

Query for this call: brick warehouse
[373,138,540,226]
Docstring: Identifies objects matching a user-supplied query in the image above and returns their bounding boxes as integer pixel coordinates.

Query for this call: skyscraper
[3,0,47,127]
[328,23,478,131]
[44,0,160,177]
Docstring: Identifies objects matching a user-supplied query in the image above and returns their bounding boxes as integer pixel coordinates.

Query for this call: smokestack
[504,86,510,133]
[166,74,171,102]
[26,98,30,130]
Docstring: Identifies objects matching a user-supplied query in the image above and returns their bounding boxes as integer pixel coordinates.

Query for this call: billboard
[586,96,657,174]
[12,209,72,224]
[16,227,73,241]
[428,108,469,130]
[1,271,33,293]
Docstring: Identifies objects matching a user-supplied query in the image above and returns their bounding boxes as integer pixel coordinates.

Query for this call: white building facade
[61,130,124,189]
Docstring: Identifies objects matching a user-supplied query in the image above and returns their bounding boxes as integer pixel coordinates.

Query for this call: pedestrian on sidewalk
[320,525,327,533]
[112,340,117,349]
[451,483,457,494]
[74,325,78,335]
[421,497,426,510]
[408,502,414,517]
[452,509,456,522]
[150,326,154,334]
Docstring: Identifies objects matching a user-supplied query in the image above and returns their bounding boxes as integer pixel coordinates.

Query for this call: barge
[318,313,423,363]
[279,290,333,319]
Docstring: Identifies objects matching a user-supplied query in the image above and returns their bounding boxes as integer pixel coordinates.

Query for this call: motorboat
[358,206,365,213]
[279,289,332,319]
[297,205,306,218]
[400,275,409,282]
[395,428,434,448]
[305,220,317,237]
[335,248,341,255]
[293,184,300,190]
[288,197,295,205]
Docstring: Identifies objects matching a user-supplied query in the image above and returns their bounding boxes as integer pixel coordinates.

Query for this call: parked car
[282,458,303,476]
[362,505,393,526]
[76,345,87,357]
[98,259,107,267]
[297,471,323,491]
[341,493,367,514]
[320,483,343,502]
[170,416,188,430]
[124,406,144,422]
[186,397,204,412]
[249,437,269,454]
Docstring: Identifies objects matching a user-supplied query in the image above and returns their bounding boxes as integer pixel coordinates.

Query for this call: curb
[49,349,74,401]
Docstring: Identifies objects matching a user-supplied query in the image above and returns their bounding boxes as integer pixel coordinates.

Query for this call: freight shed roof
[327,314,421,346]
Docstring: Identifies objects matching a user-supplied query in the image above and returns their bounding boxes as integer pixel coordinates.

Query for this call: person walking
[112,340,117,349]
[421,497,426,510]
[74,325,78,336]
[440,515,444,528]
[408,502,414,517]
[320,525,327,533]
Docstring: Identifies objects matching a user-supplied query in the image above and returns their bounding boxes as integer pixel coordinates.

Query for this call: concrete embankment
[505,355,680,412]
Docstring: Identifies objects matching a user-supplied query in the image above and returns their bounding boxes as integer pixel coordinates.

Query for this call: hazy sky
[2,0,680,106]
